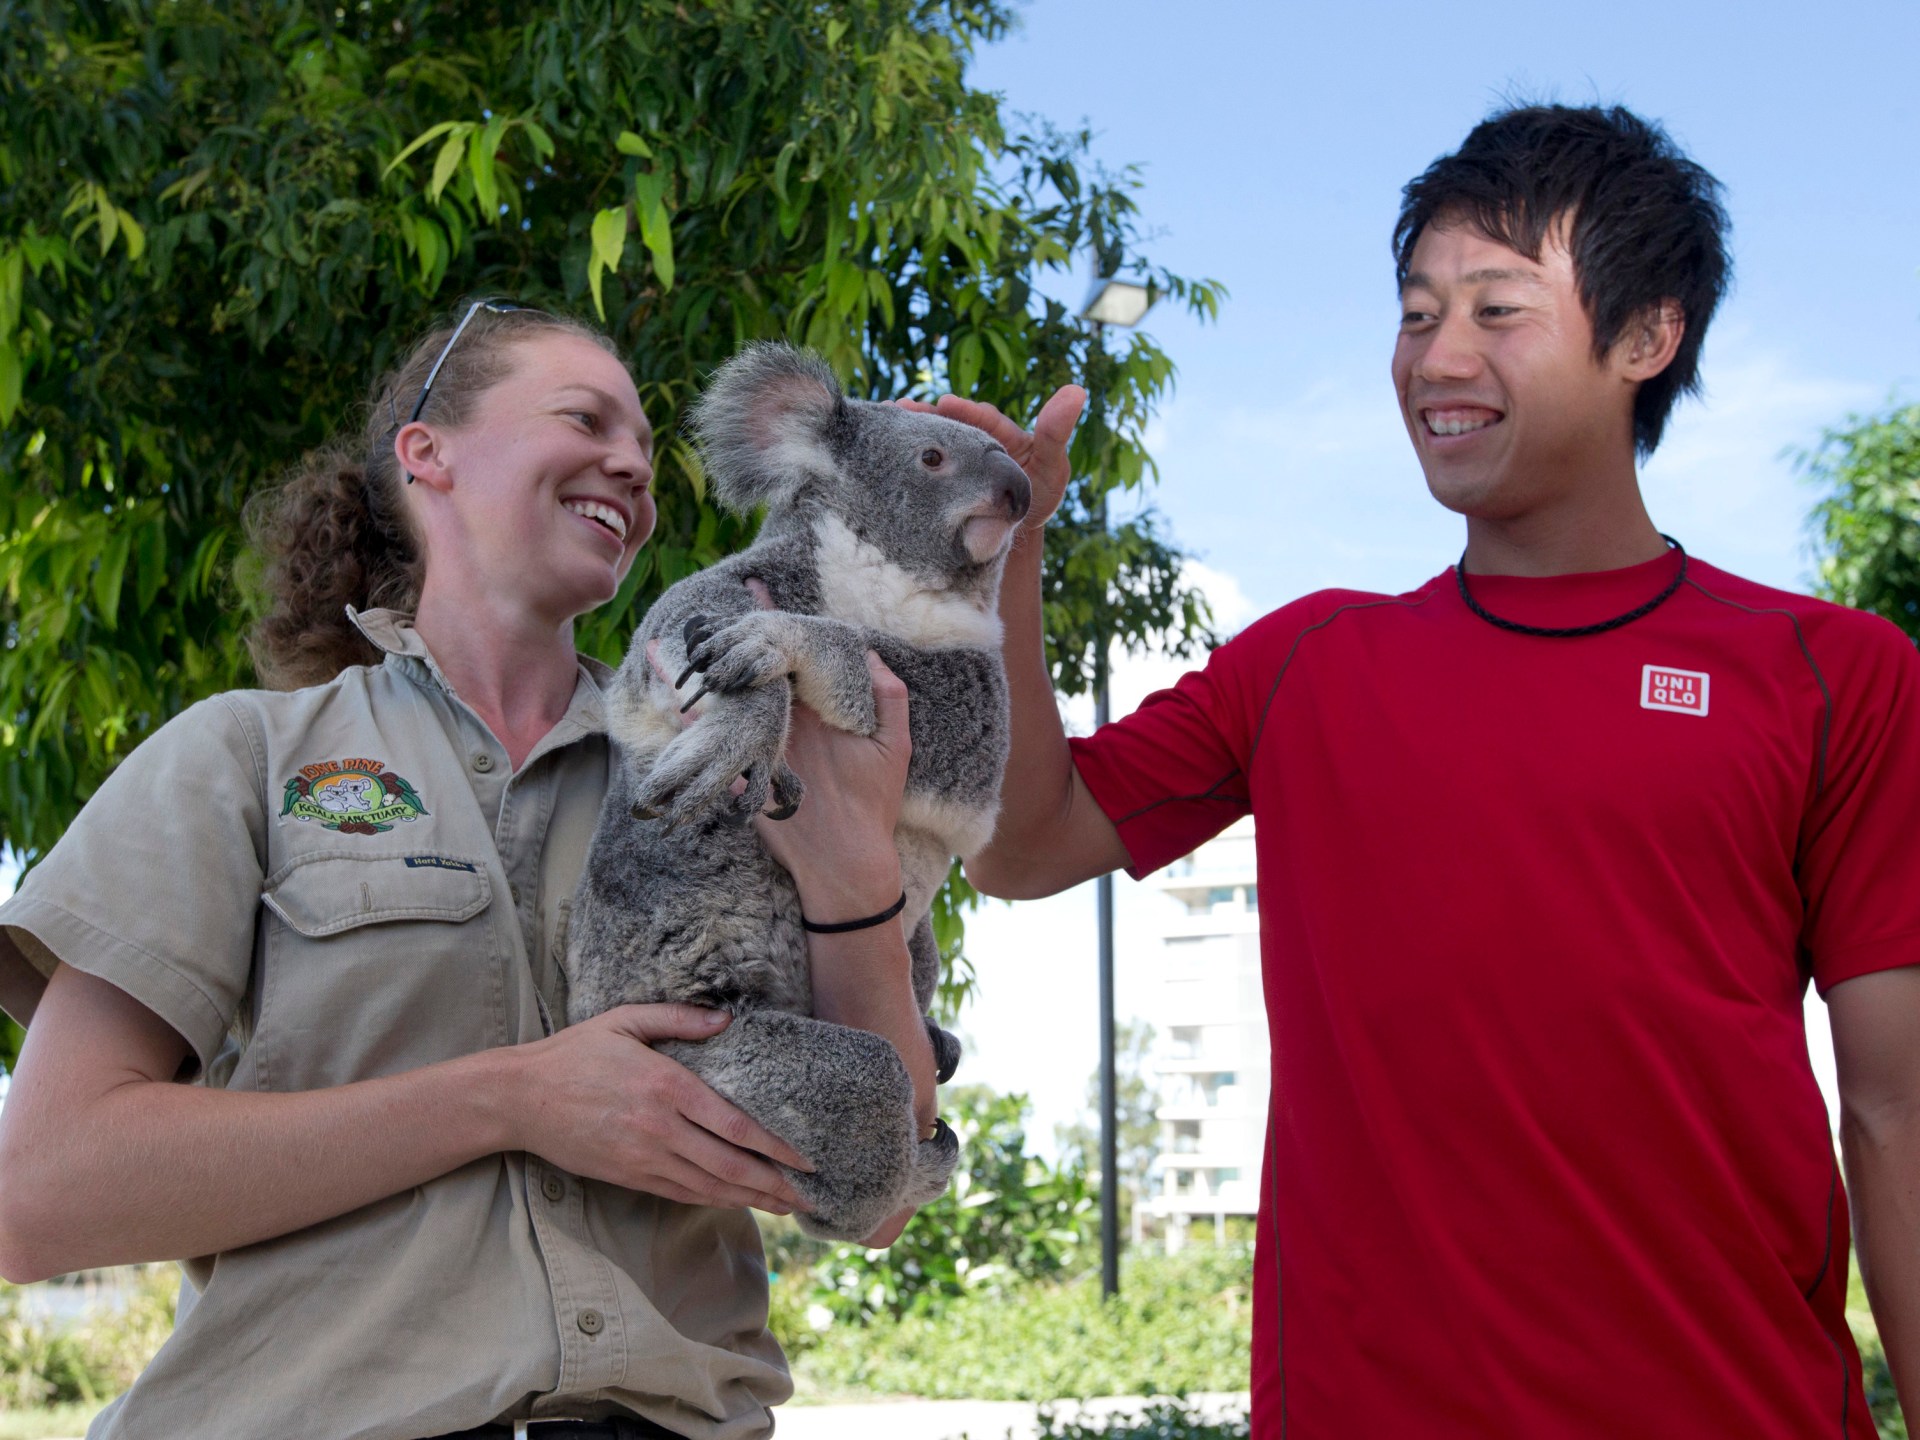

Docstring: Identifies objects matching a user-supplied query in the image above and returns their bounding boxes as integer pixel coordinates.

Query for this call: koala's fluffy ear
[689,343,849,515]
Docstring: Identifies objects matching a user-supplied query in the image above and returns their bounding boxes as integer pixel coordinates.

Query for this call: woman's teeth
[562,498,627,541]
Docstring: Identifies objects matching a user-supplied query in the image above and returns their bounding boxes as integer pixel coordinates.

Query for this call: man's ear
[394,421,453,493]
[1616,299,1686,383]
[689,342,848,516]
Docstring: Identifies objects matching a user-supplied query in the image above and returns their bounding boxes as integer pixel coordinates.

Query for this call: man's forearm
[1843,1104,1920,1408]
[970,527,1079,894]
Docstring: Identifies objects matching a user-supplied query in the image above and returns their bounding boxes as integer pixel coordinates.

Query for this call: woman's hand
[503,1004,814,1214]
[893,386,1085,536]
[753,650,911,919]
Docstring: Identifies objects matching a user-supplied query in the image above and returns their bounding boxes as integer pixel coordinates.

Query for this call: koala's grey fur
[565,343,1030,1241]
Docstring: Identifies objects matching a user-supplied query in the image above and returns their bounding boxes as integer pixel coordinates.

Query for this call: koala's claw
[679,684,711,715]
[675,615,718,688]
[765,764,805,821]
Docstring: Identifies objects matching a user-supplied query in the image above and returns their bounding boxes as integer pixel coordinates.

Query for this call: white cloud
[1640,329,1883,590]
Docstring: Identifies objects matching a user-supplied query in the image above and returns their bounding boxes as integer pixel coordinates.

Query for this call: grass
[0,1403,101,1440]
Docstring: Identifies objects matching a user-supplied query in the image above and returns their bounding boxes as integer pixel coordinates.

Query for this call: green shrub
[803,1085,1099,1326]
[1859,1333,1908,1440]
[795,1244,1252,1401]
[0,1268,175,1408]
[1026,1399,1251,1440]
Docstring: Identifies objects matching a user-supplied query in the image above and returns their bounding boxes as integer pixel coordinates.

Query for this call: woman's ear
[1618,298,1686,382]
[394,421,453,493]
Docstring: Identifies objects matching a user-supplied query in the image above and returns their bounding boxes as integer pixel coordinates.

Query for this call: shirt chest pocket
[251,852,504,1090]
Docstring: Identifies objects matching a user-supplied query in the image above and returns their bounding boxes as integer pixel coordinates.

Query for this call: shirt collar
[347,606,615,737]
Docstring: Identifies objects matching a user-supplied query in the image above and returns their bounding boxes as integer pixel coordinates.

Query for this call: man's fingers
[931,393,1025,448]
[681,1083,816,1173]
[607,1002,732,1044]
[1032,384,1089,448]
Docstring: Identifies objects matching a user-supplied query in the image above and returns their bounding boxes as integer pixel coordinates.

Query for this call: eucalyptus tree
[0,1,1223,1066]
[1806,402,1920,640]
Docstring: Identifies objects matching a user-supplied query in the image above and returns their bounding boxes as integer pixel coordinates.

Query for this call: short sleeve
[1798,616,1920,993]
[0,695,267,1070]
[1069,633,1261,879]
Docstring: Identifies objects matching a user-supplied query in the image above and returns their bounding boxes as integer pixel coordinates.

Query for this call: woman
[0,303,937,1440]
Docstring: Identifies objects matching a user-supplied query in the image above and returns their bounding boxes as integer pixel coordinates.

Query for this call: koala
[564,343,1030,1241]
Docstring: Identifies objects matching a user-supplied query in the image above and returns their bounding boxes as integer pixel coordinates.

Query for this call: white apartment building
[1143,816,1269,1248]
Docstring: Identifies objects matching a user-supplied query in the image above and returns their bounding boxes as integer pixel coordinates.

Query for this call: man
[949,104,1920,1436]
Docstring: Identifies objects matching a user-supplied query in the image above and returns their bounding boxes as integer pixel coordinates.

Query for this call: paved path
[34,1392,1251,1440]
[773,1393,1250,1439]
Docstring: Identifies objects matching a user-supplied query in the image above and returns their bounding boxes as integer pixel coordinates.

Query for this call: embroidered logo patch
[1640,664,1710,717]
[280,758,429,835]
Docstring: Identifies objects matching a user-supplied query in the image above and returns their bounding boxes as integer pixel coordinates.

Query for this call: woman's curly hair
[245,304,618,689]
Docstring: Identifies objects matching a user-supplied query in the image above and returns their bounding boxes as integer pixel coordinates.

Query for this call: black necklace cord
[1455,535,1687,639]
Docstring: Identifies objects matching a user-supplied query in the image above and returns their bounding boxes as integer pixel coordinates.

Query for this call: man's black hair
[1393,103,1731,456]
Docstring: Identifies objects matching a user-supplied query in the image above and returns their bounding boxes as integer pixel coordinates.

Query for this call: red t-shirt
[1070,550,1920,1438]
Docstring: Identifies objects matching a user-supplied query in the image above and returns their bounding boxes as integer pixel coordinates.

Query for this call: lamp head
[1078,275,1157,328]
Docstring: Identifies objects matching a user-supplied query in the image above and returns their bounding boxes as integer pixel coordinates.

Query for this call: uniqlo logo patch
[1641,664,1710,716]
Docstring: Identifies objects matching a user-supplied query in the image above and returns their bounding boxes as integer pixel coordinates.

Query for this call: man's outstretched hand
[894,386,1086,534]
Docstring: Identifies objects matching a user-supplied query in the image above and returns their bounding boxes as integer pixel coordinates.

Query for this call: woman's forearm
[805,921,939,1131]
[0,965,522,1280]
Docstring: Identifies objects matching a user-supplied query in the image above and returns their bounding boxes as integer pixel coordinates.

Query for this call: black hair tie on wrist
[801,891,908,934]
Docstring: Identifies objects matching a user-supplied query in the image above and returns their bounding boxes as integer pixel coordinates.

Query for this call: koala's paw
[903,1115,961,1206]
[631,695,787,828]
[763,760,805,822]
[679,613,794,709]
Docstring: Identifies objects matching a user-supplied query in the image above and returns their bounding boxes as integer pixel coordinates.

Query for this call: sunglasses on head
[396,299,533,482]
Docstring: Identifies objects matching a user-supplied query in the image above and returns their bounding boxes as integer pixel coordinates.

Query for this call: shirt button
[510,883,523,905]
[577,1308,604,1336]
[542,1173,565,1202]
[471,752,495,773]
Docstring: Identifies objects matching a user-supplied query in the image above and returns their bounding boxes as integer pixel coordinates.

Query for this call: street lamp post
[1077,273,1155,1300]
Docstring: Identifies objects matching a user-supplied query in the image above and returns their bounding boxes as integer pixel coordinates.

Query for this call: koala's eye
[920,447,944,468]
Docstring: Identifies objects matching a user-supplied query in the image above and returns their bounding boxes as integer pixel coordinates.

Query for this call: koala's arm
[679,609,880,735]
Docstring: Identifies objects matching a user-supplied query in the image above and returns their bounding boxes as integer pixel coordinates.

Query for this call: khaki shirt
[0,610,789,1440]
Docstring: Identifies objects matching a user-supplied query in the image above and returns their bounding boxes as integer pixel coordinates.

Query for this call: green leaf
[469,117,505,218]
[92,529,131,627]
[616,130,653,158]
[633,170,675,291]
[0,342,21,426]
[157,167,212,207]
[771,141,798,206]
[429,130,467,202]
[115,207,146,262]
[950,331,983,397]
[587,205,629,319]
[384,120,463,176]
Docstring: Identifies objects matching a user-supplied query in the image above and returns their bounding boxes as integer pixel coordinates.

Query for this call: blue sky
[5,0,1914,1154]
[956,0,1920,1148]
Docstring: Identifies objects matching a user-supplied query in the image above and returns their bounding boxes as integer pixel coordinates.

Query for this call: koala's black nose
[988,450,1031,522]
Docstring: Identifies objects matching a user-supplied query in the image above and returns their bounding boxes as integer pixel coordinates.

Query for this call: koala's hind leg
[658,1009,933,1243]
[632,682,793,829]
[909,916,962,1084]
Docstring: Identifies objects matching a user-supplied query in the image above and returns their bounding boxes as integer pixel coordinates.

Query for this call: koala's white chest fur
[812,515,1004,651]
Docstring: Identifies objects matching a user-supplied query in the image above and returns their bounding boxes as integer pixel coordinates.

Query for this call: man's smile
[1420,405,1505,438]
